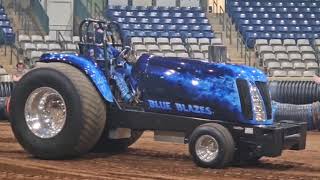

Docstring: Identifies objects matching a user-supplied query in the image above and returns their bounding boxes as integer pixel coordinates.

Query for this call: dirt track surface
[0,122,319,180]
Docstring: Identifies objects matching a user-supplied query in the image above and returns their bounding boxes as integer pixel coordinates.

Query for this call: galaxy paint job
[132,54,272,125]
[39,52,272,125]
[39,53,114,102]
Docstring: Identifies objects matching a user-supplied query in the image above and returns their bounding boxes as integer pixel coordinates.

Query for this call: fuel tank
[132,54,271,125]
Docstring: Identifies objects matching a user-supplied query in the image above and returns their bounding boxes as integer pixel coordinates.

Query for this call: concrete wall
[180,0,200,7]
[132,0,152,6]
[108,0,128,6]
[157,0,176,7]
[46,0,74,36]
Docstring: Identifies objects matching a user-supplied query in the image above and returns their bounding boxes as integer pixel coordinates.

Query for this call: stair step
[208,13,249,65]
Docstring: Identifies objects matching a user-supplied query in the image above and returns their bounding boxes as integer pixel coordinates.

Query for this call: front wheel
[10,63,107,159]
[189,123,235,168]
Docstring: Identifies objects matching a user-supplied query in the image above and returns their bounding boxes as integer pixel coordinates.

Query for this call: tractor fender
[38,53,114,103]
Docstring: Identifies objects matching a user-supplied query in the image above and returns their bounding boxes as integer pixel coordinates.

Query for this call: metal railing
[212,0,218,14]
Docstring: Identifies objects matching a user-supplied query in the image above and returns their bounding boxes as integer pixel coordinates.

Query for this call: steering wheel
[119,46,132,60]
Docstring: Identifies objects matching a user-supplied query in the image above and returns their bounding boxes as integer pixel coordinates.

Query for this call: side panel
[39,53,114,102]
[139,57,242,122]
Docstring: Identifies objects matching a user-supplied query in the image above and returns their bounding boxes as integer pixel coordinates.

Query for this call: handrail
[212,0,218,14]
[180,33,193,58]
[57,31,66,50]
[225,13,232,45]
[219,6,225,31]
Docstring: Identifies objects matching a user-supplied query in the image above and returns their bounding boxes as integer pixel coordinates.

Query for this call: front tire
[189,123,235,168]
[10,63,107,159]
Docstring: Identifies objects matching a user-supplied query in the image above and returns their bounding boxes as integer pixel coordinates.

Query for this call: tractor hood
[136,54,267,83]
[133,54,271,125]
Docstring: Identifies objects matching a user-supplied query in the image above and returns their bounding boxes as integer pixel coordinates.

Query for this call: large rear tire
[10,63,106,159]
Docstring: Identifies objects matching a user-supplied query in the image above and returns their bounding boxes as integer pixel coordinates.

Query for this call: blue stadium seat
[0,14,7,20]
[191,32,204,38]
[161,18,172,24]
[157,6,170,11]
[136,12,146,17]
[139,18,150,24]
[178,25,189,31]
[151,18,161,24]
[172,12,182,18]
[204,32,215,38]
[191,25,200,31]
[154,24,165,31]
[160,12,170,18]
[173,18,185,24]
[0,20,9,27]
[148,11,158,17]
[158,31,169,37]
[168,7,180,12]
[145,31,158,37]
[124,17,134,24]
[120,23,130,30]
[143,24,153,31]
[200,25,212,32]
[169,31,181,38]
[183,12,195,18]
[135,31,146,37]
[166,24,177,31]
[190,7,202,12]
[124,11,134,17]
[132,24,142,30]
[114,17,125,23]
[197,19,209,25]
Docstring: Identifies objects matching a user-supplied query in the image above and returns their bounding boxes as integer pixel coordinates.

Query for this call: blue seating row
[106,6,214,42]
[112,17,210,25]
[0,27,15,44]
[240,25,320,34]
[120,24,212,32]
[229,1,320,8]
[234,13,320,20]
[108,5,202,12]
[227,0,320,48]
[0,20,9,27]
[230,7,320,13]
[123,30,215,39]
[107,10,206,19]
[0,6,14,44]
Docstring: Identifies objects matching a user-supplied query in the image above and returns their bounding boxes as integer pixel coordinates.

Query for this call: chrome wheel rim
[195,135,219,162]
[24,87,67,138]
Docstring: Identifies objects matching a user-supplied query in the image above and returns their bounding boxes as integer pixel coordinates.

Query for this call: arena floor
[0,122,318,180]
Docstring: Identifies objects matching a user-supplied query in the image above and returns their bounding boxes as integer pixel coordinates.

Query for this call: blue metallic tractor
[9,19,307,168]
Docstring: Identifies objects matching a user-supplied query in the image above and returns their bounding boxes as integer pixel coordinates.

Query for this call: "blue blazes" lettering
[147,100,213,115]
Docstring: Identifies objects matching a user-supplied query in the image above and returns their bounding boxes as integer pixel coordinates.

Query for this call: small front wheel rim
[24,87,67,139]
[195,135,219,163]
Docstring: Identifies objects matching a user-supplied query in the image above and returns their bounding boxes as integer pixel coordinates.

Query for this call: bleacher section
[18,34,79,66]
[0,5,15,44]
[227,0,320,49]
[256,39,318,77]
[105,6,222,59]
